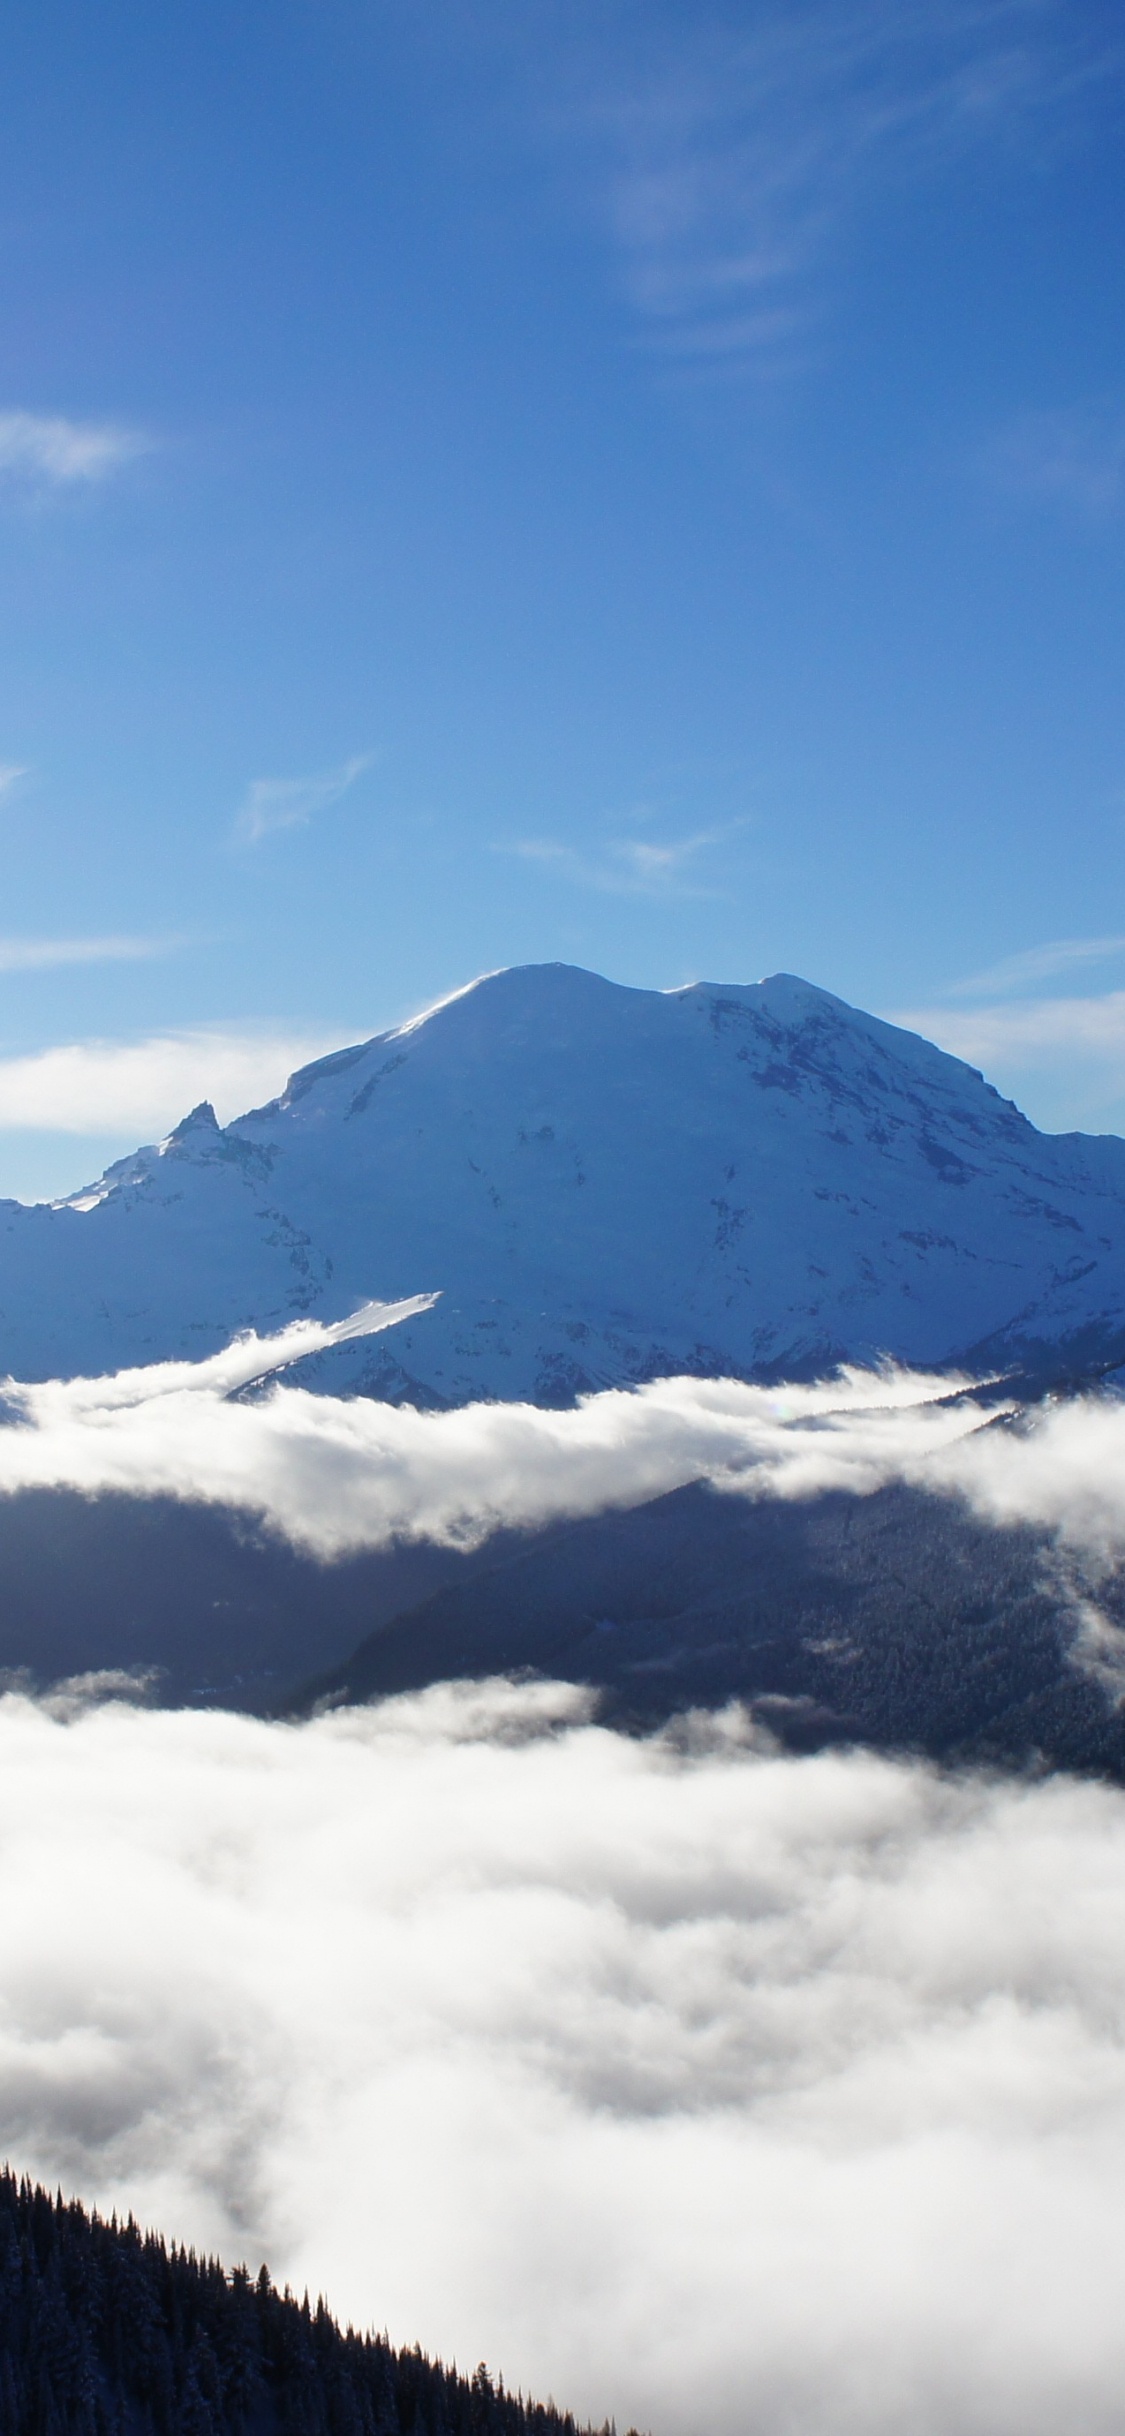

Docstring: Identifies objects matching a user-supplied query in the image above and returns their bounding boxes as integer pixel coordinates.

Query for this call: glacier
[2,961,1124,1401]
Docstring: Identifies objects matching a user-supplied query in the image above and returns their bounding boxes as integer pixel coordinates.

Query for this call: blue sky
[0,0,1124,1196]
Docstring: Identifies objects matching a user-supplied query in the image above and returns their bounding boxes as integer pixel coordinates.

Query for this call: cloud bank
[5,1679,1125,2436]
[5,1321,1125,1583]
[0,1349,1003,1555]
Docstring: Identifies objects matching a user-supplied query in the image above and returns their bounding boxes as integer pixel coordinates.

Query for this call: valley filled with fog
[5,0,1125,2418]
[0,1314,1123,2426]
[3,1673,1125,2436]
[5,970,1125,2430]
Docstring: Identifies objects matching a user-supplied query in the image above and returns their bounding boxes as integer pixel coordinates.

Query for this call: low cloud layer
[0,1344,1002,1554]
[6,1323,1125,1577]
[4,1679,1125,2436]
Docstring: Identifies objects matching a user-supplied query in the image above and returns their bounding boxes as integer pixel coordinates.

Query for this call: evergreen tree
[0,2175,623,2436]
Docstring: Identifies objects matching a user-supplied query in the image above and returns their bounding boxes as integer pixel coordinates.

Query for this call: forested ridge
[0,2174,612,2436]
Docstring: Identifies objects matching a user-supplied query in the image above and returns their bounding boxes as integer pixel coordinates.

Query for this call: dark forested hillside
[0,2174,608,2436]
[301,1475,1125,1781]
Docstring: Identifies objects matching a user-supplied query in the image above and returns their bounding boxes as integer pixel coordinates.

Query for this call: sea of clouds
[2,1307,1125,1567]
[4,1318,1125,2432]
[3,1676,1125,2436]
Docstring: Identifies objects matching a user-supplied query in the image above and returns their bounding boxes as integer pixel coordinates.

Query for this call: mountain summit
[3,962,1125,1399]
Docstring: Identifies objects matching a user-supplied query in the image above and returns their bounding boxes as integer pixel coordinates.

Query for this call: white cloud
[0,935,178,976]
[19,1296,438,1413]
[980,402,1125,518]
[235,754,372,844]
[0,765,28,799]
[0,1344,999,1557]
[890,986,1125,1134]
[945,936,1125,998]
[10,1326,1125,1588]
[564,0,1111,373]
[504,827,731,898]
[0,412,148,487]
[892,991,1125,1074]
[0,1028,347,1137]
[6,1681,1125,2434]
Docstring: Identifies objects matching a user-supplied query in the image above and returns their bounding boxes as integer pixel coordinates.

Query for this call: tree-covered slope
[0,2173,608,2436]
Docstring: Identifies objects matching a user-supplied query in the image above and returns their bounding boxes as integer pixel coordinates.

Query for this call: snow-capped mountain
[3,962,1125,1400]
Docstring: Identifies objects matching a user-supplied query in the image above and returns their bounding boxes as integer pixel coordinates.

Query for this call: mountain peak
[4,963,1125,1397]
[167,1100,220,1140]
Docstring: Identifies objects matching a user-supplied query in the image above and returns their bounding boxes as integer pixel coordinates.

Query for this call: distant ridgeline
[0,2174,609,2436]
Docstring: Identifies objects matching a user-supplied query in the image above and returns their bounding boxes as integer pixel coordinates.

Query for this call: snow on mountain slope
[2,962,1124,1401]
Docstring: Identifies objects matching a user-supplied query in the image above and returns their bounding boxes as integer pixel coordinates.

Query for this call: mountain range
[3,961,1125,1397]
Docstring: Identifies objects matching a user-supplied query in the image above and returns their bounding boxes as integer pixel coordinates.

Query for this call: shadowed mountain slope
[302,1471,1125,1781]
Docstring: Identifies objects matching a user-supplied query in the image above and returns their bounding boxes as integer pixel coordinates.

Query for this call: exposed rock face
[3,962,1125,1399]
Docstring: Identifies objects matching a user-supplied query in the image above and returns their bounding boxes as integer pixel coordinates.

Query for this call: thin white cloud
[235,754,373,845]
[504,827,731,898]
[945,936,1125,998]
[564,0,1112,373]
[0,1028,347,1138]
[0,935,178,976]
[7,1683,1125,2434]
[0,412,149,488]
[0,765,28,799]
[892,990,1125,1074]
[980,402,1125,518]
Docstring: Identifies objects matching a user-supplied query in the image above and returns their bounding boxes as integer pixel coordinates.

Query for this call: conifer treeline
[0,2172,615,2436]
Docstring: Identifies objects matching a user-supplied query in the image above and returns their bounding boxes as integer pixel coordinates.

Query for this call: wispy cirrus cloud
[562,0,1115,374]
[0,411,150,489]
[979,401,1125,519]
[895,991,1125,1075]
[895,940,1125,1129]
[945,935,1125,999]
[0,935,179,977]
[235,754,373,845]
[503,825,734,898]
[9,1683,1125,2436]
